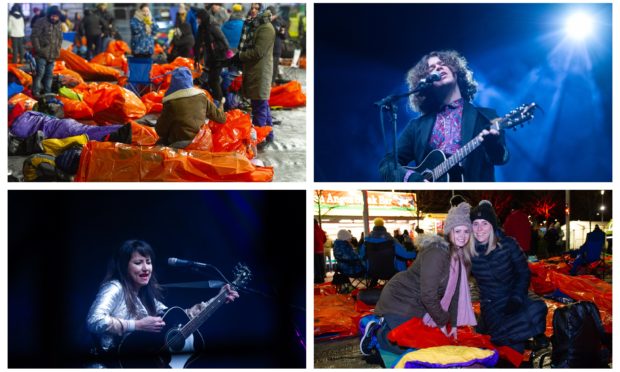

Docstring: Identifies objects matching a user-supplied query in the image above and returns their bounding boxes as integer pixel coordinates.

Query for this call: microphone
[420,71,442,84]
[168,257,209,269]
[413,72,442,93]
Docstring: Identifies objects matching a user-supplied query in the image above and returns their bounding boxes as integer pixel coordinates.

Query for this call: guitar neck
[179,290,229,339]
[431,135,483,180]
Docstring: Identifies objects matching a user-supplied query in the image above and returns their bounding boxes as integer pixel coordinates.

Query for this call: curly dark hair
[406,50,478,114]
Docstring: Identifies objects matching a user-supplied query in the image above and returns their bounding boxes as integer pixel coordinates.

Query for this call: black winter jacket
[471,230,547,346]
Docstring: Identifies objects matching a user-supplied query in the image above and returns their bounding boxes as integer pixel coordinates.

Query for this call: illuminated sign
[314,190,417,217]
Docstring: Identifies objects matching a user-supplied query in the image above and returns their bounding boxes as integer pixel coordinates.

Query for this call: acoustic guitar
[404,103,537,182]
[117,263,252,368]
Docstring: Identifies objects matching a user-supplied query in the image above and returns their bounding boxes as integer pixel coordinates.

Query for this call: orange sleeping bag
[79,83,147,124]
[59,49,121,81]
[106,40,131,57]
[91,52,128,74]
[269,80,306,107]
[75,141,273,182]
[8,65,32,87]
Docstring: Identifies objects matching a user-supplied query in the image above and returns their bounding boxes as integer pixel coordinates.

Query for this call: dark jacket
[358,226,416,272]
[195,10,229,65]
[374,238,459,327]
[170,22,195,60]
[31,17,63,61]
[80,12,106,38]
[471,230,547,346]
[577,227,605,263]
[155,88,226,145]
[333,239,365,276]
[271,16,287,56]
[239,14,275,100]
[94,8,114,37]
[379,101,509,182]
[204,23,230,63]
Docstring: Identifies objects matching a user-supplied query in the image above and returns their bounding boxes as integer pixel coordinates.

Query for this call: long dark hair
[102,239,164,317]
[406,50,478,114]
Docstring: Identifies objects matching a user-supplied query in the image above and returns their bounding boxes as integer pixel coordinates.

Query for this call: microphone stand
[374,81,433,171]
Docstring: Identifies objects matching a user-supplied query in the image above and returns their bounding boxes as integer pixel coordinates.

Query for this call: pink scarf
[423,249,477,327]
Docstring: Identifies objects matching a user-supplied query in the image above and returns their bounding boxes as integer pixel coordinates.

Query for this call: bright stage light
[565,12,594,41]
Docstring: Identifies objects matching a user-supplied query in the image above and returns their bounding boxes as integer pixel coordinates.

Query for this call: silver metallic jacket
[86,280,167,351]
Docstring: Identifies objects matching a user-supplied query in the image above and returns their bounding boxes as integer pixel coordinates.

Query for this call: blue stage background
[315,3,612,182]
[8,191,306,368]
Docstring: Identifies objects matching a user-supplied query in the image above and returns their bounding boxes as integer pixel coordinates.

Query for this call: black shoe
[360,320,381,356]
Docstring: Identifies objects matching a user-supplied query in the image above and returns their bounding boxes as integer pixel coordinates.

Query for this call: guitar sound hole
[165,329,186,352]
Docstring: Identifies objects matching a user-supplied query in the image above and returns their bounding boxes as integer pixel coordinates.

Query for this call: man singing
[379,50,509,182]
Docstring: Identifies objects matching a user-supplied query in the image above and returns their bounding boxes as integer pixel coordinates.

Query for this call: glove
[229,53,241,67]
[504,296,523,315]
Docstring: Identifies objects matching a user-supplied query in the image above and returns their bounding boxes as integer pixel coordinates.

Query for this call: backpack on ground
[551,301,609,368]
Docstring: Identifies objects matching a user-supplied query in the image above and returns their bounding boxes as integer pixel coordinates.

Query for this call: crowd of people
[315,195,609,364]
[9,3,307,150]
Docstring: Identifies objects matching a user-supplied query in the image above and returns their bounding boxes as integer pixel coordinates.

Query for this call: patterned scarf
[423,249,477,327]
[238,10,272,52]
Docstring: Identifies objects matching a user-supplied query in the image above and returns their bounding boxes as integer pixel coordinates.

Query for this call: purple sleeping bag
[10,111,123,141]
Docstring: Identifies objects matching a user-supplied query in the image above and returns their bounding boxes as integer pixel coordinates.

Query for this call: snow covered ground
[258,66,307,182]
[8,66,307,182]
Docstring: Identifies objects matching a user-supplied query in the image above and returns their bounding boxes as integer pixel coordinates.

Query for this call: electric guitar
[117,263,252,368]
[404,103,537,182]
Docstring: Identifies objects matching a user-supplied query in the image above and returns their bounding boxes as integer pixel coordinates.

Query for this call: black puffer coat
[471,230,547,346]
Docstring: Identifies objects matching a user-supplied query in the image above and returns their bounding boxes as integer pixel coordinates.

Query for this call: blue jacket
[333,239,365,276]
[578,228,605,263]
[221,18,244,50]
[130,17,159,56]
[359,226,416,272]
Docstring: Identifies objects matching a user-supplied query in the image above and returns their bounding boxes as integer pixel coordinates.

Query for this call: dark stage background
[8,190,306,368]
[315,3,612,182]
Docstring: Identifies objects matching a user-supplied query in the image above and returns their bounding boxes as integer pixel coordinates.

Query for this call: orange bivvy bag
[269,80,306,107]
[75,142,274,182]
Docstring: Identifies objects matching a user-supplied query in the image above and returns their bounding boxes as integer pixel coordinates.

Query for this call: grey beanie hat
[337,229,352,241]
[444,202,472,234]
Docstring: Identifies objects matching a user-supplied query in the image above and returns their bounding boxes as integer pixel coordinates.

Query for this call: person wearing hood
[358,218,416,276]
[95,3,115,53]
[155,67,226,148]
[361,204,477,356]
[208,3,229,26]
[31,6,64,97]
[80,9,106,60]
[168,5,195,62]
[9,4,25,64]
[231,7,276,143]
[30,7,44,29]
[221,4,245,51]
[469,200,548,362]
[130,4,159,58]
[194,8,230,104]
[333,229,365,278]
